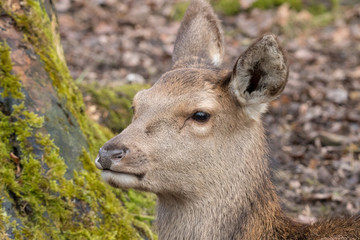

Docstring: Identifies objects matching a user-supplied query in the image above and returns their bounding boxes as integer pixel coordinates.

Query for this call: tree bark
[0,0,155,239]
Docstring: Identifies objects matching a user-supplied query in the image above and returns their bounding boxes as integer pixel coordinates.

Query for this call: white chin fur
[101,170,139,189]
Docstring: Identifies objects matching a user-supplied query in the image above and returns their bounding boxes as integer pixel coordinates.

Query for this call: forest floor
[55,0,360,222]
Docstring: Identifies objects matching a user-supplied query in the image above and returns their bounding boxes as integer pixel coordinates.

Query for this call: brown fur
[95,0,360,239]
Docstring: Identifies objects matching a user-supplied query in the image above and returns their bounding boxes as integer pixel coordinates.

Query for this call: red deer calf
[95,0,360,239]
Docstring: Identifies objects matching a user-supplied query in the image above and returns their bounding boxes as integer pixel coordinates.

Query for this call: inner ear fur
[230,35,288,114]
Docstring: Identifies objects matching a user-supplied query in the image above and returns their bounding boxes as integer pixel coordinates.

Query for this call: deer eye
[191,111,211,123]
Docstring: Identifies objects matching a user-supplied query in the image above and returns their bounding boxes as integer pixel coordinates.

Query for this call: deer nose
[95,148,127,170]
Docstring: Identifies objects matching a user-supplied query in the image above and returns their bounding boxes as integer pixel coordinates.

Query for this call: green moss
[171,1,189,21]
[0,42,24,99]
[252,0,339,15]
[252,0,302,11]
[0,194,11,240]
[171,0,339,23]
[0,44,155,240]
[80,83,150,133]
[121,190,156,224]
[171,0,240,20]
[0,2,156,239]
[213,0,240,16]
[278,6,338,38]
[1,0,97,155]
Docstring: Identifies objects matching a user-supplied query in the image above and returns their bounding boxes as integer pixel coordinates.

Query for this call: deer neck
[155,130,286,240]
[156,174,284,240]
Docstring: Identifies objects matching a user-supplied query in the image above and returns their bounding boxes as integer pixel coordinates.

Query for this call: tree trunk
[0,0,155,239]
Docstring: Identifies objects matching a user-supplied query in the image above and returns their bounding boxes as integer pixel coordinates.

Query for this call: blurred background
[55,0,360,222]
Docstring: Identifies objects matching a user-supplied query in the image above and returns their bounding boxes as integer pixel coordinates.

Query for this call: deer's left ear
[171,0,224,68]
[230,35,288,120]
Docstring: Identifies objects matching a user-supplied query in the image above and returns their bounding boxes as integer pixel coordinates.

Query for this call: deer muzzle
[95,148,127,170]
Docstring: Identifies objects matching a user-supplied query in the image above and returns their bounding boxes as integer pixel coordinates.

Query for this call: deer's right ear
[229,35,288,120]
[172,0,224,68]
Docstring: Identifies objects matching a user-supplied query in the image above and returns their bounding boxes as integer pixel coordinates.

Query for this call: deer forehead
[133,68,230,116]
[134,85,221,117]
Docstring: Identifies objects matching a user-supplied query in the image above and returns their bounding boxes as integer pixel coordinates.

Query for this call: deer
[95,0,360,239]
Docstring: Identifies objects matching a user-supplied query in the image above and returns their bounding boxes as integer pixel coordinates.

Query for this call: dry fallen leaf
[10,152,21,177]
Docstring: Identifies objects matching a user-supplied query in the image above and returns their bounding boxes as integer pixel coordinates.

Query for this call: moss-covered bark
[0,0,156,239]
[80,83,150,133]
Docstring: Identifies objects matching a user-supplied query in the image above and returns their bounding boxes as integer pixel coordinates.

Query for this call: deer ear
[230,35,288,120]
[172,0,224,68]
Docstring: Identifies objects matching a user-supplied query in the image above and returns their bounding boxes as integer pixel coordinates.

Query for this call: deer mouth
[95,153,147,182]
[103,169,145,179]
[101,170,146,189]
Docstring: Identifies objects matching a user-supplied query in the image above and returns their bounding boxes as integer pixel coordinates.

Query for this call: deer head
[95,0,288,237]
[95,0,287,196]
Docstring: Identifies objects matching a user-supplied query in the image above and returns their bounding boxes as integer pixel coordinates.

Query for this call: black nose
[96,148,127,170]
